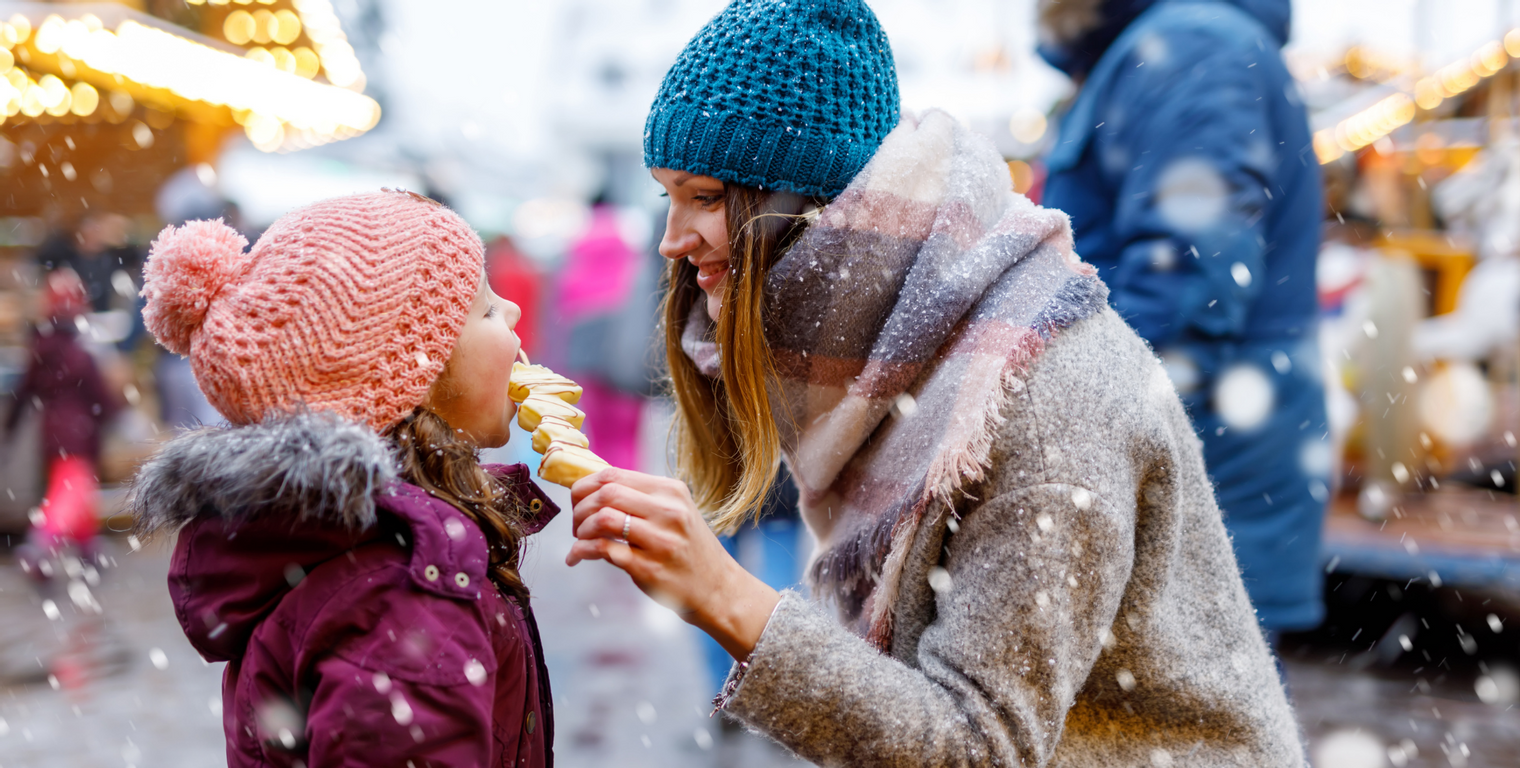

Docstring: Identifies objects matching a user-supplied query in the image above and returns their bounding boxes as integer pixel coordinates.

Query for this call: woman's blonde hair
[661,185,820,534]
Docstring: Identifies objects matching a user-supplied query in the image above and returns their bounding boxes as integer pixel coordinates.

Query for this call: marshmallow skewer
[509,362,582,404]
[532,414,589,453]
[507,351,605,486]
[539,440,610,487]
[517,393,585,432]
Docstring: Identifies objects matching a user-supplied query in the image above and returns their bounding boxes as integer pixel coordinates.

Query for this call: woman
[569,1,1305,765]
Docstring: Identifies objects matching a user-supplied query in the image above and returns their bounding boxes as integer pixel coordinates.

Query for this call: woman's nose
[659,210,701,261]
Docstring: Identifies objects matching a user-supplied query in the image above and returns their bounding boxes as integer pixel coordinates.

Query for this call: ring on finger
[621,512,632,543]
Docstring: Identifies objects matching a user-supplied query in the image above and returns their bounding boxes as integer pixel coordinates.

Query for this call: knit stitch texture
[644,0,900,198]
[142,192,483,434]
[721,310,1306,766]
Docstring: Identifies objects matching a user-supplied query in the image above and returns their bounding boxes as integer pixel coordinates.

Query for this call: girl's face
[653,168,729,322]
[427,278,523,448]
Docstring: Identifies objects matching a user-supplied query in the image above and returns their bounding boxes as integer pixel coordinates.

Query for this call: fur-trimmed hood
[131,409,398,535]
[131,411,560,664]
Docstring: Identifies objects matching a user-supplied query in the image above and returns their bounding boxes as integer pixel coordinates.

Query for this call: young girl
[7,268,119,574]
[566,1,1305,766]
[130,191,556,766]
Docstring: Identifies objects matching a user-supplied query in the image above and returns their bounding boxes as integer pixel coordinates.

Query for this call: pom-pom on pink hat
[142,191,483,434]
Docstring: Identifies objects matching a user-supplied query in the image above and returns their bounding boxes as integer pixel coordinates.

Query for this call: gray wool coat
[721,308,1307,767]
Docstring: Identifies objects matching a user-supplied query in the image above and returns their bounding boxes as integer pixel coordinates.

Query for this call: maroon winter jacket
[132,411,556,767]
[5,326,118,461]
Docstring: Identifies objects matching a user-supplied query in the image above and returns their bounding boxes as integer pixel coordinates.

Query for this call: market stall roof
[1311,32,1520,164]
[0,2,380,152]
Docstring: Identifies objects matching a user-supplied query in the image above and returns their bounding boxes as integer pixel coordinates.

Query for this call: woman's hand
[566,468,780,662]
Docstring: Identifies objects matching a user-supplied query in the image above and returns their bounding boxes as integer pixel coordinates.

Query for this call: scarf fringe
[863,331,1044,650]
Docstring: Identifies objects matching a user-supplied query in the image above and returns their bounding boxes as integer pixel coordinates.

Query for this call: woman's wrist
[693,563,781,662]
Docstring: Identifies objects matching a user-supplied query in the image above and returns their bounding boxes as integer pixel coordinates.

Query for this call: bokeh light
[1214,364,1274,431]
[1155,158,1227,233]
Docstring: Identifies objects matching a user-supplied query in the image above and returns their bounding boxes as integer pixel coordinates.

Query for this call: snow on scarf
[683,110,1109,649]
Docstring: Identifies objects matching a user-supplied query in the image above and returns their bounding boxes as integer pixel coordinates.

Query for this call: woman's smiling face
[652,168,729,322]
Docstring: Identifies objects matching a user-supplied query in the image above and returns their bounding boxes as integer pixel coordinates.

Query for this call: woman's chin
[705,291,724,323]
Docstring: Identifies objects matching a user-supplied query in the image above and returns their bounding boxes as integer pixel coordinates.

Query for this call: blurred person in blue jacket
[1038,0,1329,636]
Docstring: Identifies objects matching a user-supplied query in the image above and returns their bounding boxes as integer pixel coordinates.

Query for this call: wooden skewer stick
[518,347,530,365]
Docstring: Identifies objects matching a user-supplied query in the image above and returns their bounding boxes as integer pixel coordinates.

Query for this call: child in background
[5,268,118,574]
[130,192,557,766]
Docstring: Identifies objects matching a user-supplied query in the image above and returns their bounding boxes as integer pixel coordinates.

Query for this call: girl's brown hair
[661,185,822,534]
[389,407,529,602]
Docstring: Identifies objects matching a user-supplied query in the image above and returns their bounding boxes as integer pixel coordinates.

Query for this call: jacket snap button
[525,711,535,734]
[423,565,439,582]
[529,499,543,512]
[455,572,470,588]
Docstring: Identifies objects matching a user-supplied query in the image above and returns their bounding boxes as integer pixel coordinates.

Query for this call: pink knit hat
[142,191,483,433]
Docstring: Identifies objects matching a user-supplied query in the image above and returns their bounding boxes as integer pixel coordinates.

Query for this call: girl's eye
[485,303,498,319]
[693,194,722,206]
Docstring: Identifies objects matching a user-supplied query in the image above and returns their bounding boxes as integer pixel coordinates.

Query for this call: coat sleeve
[1093,39,1280,348]
[721,481,1135,767]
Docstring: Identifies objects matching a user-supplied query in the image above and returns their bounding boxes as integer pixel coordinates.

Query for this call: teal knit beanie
[644,0,900,199]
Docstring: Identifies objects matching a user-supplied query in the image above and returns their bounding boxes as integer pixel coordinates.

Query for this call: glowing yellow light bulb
[271,46,296,73]
[273,10,302,45]
[1478,41,1507,74]
[251,10,276,45]
[9,14,32,44]
[70,81,98,116]
[20,83,45,117]
[0,48,11,76]
[33,16,64,54]
[1414,78,1443,110]
[225,10,255,45]
[0,80,20,117]
[292,46,320,78]
[108,89,133,116]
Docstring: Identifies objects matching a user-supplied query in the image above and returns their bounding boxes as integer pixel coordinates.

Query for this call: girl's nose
[503,299,523,327]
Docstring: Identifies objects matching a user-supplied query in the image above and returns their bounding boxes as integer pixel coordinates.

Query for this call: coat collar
[379,464,560,601]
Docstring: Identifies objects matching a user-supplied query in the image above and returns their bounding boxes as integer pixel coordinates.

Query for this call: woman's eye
[694,195,722,206]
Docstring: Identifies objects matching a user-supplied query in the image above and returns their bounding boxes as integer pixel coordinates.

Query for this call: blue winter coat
[1041,0,1328,630]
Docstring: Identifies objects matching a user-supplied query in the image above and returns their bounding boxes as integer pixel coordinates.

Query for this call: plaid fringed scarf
[684,110,1109,650]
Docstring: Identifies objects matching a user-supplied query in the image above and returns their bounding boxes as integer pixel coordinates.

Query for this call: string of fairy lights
[1315,31,1520,164]
[0,3,378,153]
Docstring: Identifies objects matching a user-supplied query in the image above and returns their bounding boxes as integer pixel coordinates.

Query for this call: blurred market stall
[0,0,379,526]
[1290,14,1520,605]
